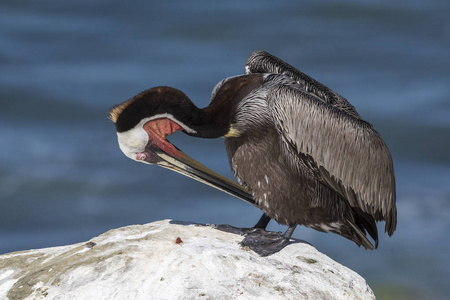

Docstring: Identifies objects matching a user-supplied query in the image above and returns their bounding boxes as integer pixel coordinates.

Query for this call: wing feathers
[245,50,396,235]
[246,50,361,119]
[268,85,396,235]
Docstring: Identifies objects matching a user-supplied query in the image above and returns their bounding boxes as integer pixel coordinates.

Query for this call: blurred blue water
[1,1,449,299]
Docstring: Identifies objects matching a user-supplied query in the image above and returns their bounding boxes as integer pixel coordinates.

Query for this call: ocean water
[1,1,449,299]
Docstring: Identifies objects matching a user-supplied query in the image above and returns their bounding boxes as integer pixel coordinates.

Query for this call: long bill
[143,146,257,208]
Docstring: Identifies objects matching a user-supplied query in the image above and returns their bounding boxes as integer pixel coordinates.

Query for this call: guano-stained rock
[0,220,375,300]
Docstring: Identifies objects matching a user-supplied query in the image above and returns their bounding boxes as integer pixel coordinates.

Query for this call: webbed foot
[214,213,271,235]
[214,224,260,235]
[240,228,290,256]
[214,224,298,257]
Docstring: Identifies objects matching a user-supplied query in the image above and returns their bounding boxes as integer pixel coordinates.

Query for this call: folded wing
[246,51,396,235]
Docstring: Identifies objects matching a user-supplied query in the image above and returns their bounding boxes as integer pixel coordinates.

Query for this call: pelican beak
[139,143,257,207]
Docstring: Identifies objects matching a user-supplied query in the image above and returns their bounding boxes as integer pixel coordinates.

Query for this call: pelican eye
[136,153,147,161]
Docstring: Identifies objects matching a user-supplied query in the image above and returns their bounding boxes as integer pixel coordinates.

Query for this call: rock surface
[0,220,375,300]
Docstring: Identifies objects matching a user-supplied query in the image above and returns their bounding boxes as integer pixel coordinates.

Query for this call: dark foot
[214,225,291,256]
[240,228,290,256]
[214,224,261,235]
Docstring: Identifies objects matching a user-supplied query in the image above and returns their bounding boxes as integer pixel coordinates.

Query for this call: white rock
[0,220,375,300]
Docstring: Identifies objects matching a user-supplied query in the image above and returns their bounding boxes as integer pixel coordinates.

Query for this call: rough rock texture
[0,220,375,300]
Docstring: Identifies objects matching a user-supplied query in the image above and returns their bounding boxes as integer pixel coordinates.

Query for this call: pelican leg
[240,224,297,256]
[253,213,271,229]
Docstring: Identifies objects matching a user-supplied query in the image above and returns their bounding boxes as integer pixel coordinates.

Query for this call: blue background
[1,1,449,299]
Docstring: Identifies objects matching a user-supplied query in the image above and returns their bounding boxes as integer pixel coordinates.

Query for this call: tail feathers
[352,207,379,248]
[346,222,376,250]
[308,208,380,249]
[334,208,379,250]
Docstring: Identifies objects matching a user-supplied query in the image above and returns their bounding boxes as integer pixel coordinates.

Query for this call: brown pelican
[109,51,396,256]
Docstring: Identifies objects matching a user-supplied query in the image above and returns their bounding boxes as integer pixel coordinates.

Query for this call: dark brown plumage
[109,51,396,255]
